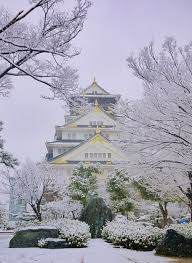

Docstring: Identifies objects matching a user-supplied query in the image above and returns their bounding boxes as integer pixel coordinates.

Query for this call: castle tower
[46,79,127,183]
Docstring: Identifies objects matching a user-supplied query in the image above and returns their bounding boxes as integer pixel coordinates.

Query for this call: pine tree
[107,170,134,218]
[69,164,100,206]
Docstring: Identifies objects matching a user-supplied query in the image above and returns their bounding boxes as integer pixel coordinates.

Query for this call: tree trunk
[159,202,168,228]
[36,202,42,221]
[189,200,192,222]
[31,203,42,222]
[187,172,192,222]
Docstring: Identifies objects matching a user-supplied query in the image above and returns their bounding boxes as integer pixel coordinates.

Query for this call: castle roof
[81,78,110,95]
[55,103,117,130]
[49,131,127,164]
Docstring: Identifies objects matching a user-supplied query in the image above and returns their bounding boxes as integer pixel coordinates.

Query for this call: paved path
[0,234,177,263]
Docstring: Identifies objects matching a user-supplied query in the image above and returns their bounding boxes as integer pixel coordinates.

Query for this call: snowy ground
[0,233,188,263]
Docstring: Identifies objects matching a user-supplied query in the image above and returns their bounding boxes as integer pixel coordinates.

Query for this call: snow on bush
[58,219,91,247]
[38,238,48,248]
[37,219,91,248]
[102,216,163,251]
[167,223,192,239]
[16,218,91,248]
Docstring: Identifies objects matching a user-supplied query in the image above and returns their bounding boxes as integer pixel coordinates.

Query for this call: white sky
[0,0,192,162]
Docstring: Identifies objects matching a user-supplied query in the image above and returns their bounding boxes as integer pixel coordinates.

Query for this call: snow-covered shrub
[15,219,42,231]
[14,218,91,248]
[102,216,164,251]
[58,219,91,247]
[167,223,192,239]
[42,197,83,220]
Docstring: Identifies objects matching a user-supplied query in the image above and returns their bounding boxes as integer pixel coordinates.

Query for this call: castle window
[98,153,102,158]
[97,121,103,126]
[89,121,104,126]
[72,133,76,139]
[68,133,71,139]
[83,152,112,160]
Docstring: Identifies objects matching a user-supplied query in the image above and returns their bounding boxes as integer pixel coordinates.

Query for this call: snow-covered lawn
[0,234,181,263]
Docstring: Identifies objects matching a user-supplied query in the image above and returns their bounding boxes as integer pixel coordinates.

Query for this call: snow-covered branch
[118,37,192,221]
[0,0,91,101]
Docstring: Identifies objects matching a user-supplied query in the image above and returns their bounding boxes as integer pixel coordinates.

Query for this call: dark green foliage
[121,238,158,251]
[69,164,99,206]
[80,196,113,238]
[9,228,59,248]
[112,199,134,216]
[107,170,134,216]
[156,229,192,257]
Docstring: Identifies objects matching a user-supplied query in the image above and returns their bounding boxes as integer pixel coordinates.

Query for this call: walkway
[0,234,176,263]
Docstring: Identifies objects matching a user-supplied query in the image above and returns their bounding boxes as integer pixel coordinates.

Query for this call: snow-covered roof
[82,78,110,95]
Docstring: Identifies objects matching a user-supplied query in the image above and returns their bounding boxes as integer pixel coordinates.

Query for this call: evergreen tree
[0,121,18,168]
[80,196,113,238]
[107,170,134,218]
[69,164,100,206]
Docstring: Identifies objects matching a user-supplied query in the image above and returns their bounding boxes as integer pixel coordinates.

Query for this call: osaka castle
[46,79,127,180]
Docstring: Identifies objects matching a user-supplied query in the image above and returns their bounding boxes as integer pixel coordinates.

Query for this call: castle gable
[50,133,127,164]
[82,79,109,95]
[65,105,118,128]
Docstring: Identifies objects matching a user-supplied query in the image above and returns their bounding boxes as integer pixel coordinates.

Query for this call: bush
[80,196,113,238]
[9,219,91,248]
[102,216,163,251]
[37,218,91,248]
[156,223,192,257]
[167,223,192,239]
[56,219,91,247]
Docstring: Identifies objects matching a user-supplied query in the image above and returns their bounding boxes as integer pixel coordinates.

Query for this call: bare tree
[9,159,57,221]
[0,0,91,101]
[117,37,192,221]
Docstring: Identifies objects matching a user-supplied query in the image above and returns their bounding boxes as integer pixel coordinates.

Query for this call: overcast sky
[0,0,192,163]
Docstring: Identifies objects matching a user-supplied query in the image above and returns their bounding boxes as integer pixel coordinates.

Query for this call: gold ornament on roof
[94,99,99,106]
[96,127,101,134]
[93,99,100,112]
